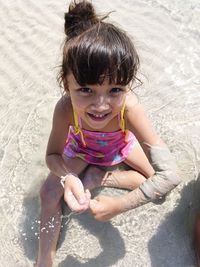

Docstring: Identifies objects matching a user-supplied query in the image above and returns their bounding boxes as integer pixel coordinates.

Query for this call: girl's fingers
[85,189,91,200]
[65,189,90,212]
[89,199,99,212]
[65,190,80,211]
[72,178,87,205]
[64,179,91,212]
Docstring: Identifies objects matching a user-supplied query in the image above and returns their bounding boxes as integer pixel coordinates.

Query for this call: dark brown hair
[58,0,140,89]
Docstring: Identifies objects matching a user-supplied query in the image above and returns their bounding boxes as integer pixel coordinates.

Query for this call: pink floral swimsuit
[63,108,137,166]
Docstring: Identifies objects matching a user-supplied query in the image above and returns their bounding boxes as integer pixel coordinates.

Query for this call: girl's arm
[123,96,181,204]
[125,95,164,150]
[46,97,90,212]
[46,97,73,177]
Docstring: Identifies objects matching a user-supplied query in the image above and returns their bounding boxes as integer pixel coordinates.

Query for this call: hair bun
[64,1,99,38]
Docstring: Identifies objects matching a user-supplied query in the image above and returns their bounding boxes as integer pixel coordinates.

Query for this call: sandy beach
[0,0,200,266]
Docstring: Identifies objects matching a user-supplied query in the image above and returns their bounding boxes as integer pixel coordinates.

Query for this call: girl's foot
[83,166,146,191]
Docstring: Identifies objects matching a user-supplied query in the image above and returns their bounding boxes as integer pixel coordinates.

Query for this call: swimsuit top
[64,102,137,166]
[72,100,128,147]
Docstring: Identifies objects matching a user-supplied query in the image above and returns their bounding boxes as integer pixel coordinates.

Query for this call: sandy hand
[89,195,122,221]
[64,175,91,212]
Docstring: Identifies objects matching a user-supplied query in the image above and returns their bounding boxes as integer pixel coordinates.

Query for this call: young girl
[35,1,181,266]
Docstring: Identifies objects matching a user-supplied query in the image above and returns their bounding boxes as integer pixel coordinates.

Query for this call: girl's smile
[87,113,110,121]
[87,111,111,122]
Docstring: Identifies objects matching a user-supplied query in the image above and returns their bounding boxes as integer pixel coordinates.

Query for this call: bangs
[61,23,139,86]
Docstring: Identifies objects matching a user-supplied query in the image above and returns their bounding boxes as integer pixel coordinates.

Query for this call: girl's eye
[110,87,124,94]
[78,87,92,94]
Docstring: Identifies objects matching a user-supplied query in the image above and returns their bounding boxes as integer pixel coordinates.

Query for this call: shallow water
[0,0,199,266]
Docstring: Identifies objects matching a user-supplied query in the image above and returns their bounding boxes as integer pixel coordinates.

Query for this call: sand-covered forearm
[117,145,181,213]
[139,144,181,199]
[119,187,149,212]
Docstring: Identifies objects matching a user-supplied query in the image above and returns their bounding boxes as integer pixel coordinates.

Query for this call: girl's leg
[36,173,63,267]
[124,141,154,178]
[36,156,88,267]
[83,142,154,191]
[83,167,147,190]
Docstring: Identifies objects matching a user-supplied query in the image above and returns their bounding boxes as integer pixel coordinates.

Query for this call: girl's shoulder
[53,95,74,126]
[125,92,140,114]
[125,92,147,125]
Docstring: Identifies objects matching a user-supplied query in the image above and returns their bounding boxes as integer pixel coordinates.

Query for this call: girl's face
[67,74,128,130]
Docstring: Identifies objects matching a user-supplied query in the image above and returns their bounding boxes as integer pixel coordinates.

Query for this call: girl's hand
[64,175,91,213]
[89,195,122,221]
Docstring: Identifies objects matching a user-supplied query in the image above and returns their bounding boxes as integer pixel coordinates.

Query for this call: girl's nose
[92,95,110,111]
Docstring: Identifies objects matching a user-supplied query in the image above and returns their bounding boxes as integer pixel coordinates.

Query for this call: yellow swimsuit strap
[120,101,129,144]
[120,101,126,132]
[73,109,87,148]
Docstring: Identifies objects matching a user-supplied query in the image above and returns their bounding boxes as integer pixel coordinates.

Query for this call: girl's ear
[63,78,70,95]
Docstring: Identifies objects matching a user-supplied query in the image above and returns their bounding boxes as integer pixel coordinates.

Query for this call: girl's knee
[40,173,63,205]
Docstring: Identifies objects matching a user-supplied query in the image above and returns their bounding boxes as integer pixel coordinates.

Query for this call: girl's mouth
[87,112,110,121]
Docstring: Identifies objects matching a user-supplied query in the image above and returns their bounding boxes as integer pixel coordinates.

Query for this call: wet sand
[0,0,199,266]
